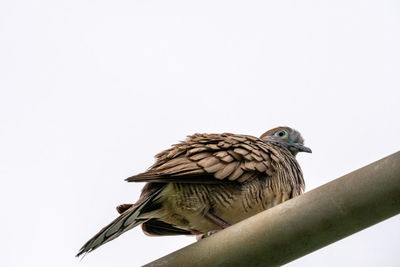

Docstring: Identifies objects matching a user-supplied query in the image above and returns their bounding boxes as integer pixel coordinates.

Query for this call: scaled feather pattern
[77,126,311,257]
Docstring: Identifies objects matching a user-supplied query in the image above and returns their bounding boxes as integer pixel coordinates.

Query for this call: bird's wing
[126,133,280,184]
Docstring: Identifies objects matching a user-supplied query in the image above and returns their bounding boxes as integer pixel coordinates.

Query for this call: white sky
[1,1,399,266]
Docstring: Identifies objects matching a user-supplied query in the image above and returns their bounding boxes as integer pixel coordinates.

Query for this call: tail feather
[76,187,163,257]
[116,203,133,214]
[142,219,193,236]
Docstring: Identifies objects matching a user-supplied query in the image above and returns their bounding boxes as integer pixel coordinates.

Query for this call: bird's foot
[196,229,221,240]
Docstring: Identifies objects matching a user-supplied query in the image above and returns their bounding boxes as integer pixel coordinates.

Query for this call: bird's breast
[157,178,293,233]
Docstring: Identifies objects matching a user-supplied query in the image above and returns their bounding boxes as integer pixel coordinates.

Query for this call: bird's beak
[292,143,312,153]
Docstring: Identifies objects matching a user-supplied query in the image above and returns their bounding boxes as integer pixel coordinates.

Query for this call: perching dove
[77,126,311,256]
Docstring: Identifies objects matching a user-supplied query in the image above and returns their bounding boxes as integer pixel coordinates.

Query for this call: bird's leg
[196,211,231,240]
[204,211,231,229]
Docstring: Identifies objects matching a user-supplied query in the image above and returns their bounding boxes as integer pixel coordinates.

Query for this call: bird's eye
[274,130,288,139]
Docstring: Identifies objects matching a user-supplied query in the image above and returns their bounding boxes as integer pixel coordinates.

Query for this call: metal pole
[144,151,400,267]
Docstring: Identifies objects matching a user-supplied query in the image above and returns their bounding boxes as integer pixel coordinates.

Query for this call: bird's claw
[196,229,221,240]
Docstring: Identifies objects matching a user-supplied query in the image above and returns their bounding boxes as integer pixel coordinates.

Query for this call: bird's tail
[76,187,163,257]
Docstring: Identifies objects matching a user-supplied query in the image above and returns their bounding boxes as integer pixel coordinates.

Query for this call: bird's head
[260,126,312,156]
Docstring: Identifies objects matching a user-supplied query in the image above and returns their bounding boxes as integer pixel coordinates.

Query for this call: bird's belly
[157,182,291,233]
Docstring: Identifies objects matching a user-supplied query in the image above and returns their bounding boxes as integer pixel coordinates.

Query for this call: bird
[76,126,311,257]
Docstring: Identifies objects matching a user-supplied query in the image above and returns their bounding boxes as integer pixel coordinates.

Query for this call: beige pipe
[145,151,400,267]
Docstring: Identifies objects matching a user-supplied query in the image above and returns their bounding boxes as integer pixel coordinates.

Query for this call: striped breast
[154,177,295,233]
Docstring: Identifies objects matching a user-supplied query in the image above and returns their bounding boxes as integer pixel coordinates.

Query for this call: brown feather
[78,127,309,256]
[228,166,244,181]
[164,162,199,174]
[237,172,256,183]
[243,154,253,161]
[251,153,263,162]
[233,147,249,156]
[214,161,239,179]
[204,162,225,173]
[197,156,220,168]
[206,144,220,150]
[227,150,242,161]
[158,157,190,170]
[255,162,267,172]
[220,154,235,163]
[217,141,230,148]
[214,151,229,158]
[189,152,212,161]
[239,143,254,151]
[116,204,133,214]
[188,147,208,155]
[244,160,257,171]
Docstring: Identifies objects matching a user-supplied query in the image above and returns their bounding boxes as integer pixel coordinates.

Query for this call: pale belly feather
[154,180,292,233]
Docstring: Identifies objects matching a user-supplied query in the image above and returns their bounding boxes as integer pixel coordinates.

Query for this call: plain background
[1,1,399,266]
